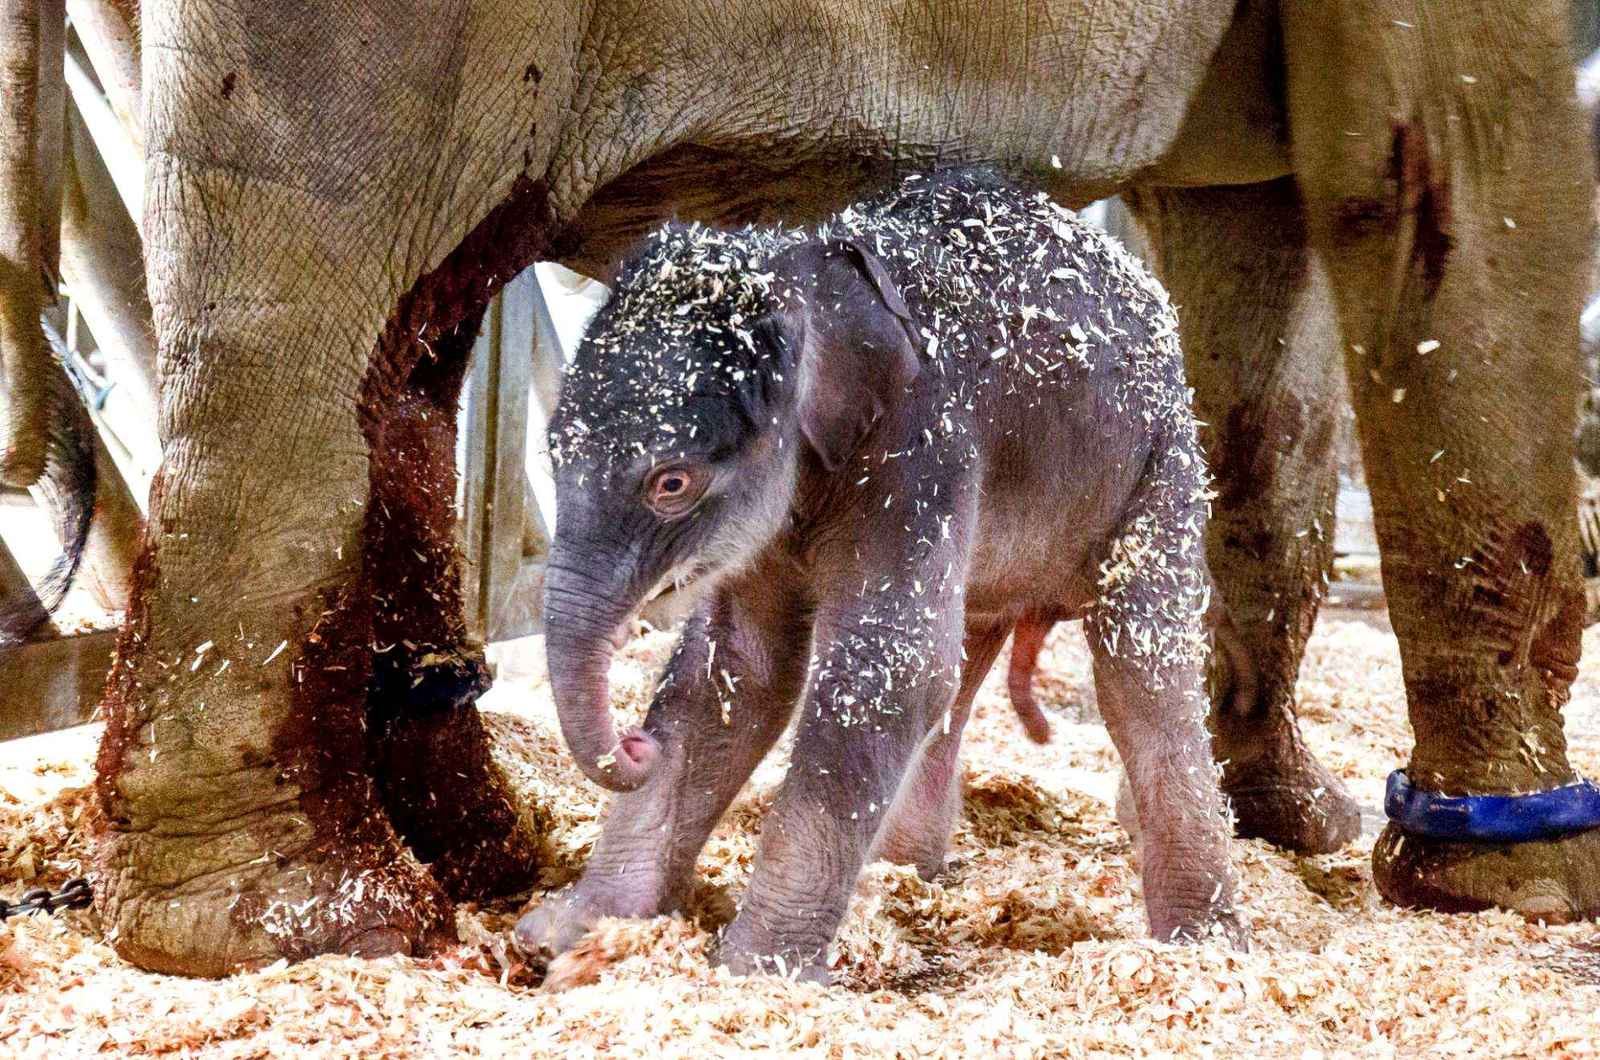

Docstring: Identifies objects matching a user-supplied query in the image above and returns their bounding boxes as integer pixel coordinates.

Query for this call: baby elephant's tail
[1006,615,1054,744]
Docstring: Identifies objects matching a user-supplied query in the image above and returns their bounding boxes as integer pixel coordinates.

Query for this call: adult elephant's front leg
[95,310,455,975]
[1132,178,1360,854]
[98,287,544,973]
[363,314,541,901]
[96,9,565,971]
[1286,1,1600,919]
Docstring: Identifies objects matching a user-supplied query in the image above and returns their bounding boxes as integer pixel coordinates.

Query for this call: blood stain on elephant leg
[361,319,543,900]
[259,581,454,963]
[1284,1,1600,919]
[1389,120,1454,300]
[356,176,562,900]
[96,480,454,973]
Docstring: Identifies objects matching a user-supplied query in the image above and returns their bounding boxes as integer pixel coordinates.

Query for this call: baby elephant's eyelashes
[644,463,710,516]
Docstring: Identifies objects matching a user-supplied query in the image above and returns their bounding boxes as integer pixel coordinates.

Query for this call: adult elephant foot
[1217,741,1361,855]
[1373,828,1600,923]
[1132,178,1359,856]
[96,807,451,976]
[1210,620,1361,854]
[95,568,456,976]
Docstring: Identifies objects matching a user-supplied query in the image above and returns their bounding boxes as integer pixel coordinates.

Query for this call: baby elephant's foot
[715,915,832,984]
[875,824,952,882]
[512,885,650,968]
[1149,897,1249,952]
[877,766,961,881]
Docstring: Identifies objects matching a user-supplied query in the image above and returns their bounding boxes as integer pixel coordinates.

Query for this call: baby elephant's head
[544,224,921,790]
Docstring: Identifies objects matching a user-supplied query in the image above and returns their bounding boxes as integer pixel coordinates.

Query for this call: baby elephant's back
[833,171,1201,609]
[832,169,1189,432]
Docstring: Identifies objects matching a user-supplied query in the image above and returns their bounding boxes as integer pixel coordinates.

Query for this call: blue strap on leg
[1385,769,1600,843]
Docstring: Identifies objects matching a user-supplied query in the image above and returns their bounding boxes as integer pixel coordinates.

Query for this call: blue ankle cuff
[1384,769,1600,843]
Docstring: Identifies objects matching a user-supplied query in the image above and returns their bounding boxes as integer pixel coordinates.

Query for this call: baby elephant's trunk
[543,563,660,792]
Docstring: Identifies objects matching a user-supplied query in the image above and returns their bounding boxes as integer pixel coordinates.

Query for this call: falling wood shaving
[5,617,1600,1055]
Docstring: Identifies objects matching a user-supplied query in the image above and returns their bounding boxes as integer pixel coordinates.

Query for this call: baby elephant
[516,169,1242,982]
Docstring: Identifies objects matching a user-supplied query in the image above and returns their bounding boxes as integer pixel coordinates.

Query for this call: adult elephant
[32,0,1592,973]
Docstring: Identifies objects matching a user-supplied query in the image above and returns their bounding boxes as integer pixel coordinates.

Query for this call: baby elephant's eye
[644,463,709,516]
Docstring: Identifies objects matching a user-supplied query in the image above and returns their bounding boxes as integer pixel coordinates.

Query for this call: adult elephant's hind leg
[364,313,542,900]
[1132,178,1361,854]
[1286,1,1600,919]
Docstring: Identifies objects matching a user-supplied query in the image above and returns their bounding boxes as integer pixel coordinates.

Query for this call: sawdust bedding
[5,618,1600,1057]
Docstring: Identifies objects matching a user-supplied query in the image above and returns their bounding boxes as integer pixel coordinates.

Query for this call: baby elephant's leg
[1091,647,1242,944]
[514,579,808,964]
[876,622,1009,879]
[1086,462,1245,947]
[717,604,966,982]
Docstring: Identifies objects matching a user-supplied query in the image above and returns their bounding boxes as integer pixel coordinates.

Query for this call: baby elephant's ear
[786,239,922,471]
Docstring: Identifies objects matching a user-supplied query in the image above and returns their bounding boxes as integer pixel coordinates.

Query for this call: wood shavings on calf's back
[822,169,1195,451]
[550,170,1210,671]
[553,170,1197,478]
[828,172,1211,674]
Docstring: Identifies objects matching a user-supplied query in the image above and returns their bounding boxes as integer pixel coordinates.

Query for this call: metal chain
[0,877,92,921]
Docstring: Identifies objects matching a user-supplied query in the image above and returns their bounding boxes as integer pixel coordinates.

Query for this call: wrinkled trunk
[0,0,65,487]
[543,553,659,791]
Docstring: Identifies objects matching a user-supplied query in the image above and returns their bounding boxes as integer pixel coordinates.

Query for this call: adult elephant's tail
[0,319,97,644]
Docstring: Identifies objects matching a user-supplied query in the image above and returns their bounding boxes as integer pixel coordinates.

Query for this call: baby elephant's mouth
[613,563,714,645]
[667,559,720,601]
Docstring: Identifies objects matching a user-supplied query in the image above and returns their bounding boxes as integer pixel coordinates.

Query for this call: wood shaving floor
[5,615,1600,1057]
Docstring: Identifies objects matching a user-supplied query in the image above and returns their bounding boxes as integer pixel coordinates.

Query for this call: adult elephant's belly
[556,0,1286,279]
[849,0,1280,192]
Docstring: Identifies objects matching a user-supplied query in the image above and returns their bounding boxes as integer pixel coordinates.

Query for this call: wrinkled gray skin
[515,171,1239,982]
[84,0,1596,975]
